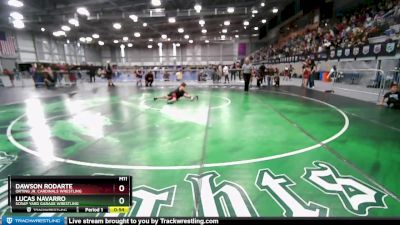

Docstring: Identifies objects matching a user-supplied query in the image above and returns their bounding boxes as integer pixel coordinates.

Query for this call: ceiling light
[77,7,90,16]
[168,17,176,23]
[123,36,129,41]
[13,20,24,29]
[157,42,162,47]
[227,7,234,13]
[12,20,24,29]
[79,37,86,42]
[184,35,189,39]
[113,23,121,29]
[261,19,267,24]
[68,18,79,27]
[244,26,247,29]
[205,40,209,43]
[221,35,226,40]
[199,19,205,26]
[189,40,193,43]
[61,25,71,32]
[176,43,180,47]
[113,40,119,44]
[66,40,70,44]
[8,0,23,8]
[148,45,153,49]
[161,34,167,39]
[222,29,227,33]
[85,37,92,42]
[149,38,153,42]
[143,23,147,27]
[254,27,259,31]
[10,12,23,20]
[134,32,141,37]
[167,38,171,41]
[272,7,278,14]
[98,41,104,46]
[41,27,45,32]
[235,34,239,38]
[151,0,161,7]
[201,29,207,34]
[52,31,66,37]
[194,4,202,13]
[261,2,265,7]
[252,9,258,14]
[120,44,125,49]
[127,43,133,47]
[243,21,249,26]
[224,21,230,26]
[252,14,255,18]
[129,14,138,22]
[178,28,184,33]
[92,34,100,39]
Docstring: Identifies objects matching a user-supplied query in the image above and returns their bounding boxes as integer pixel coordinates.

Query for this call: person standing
[43,65,55,88]
[266,68,272,87]
[89,66,96,83]
[217,64,223,83]
[106,62,115,87]
[242,58,253,92]
[273,68,280,87]
[283,66,289,81]
[289,64,294,80]
[77,67,82,81]
[236,61,242,80]
[223,65,230,84]
[176,68,183,82]
[230,63,236,82]
[302,65,311,88]
[309,60,317,88]
[136,67,143,86]
[259,63,266,85]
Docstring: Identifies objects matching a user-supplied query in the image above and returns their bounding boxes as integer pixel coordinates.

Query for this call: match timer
[8,176,132,213]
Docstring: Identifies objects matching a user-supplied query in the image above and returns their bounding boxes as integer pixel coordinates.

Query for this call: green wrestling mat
[0,86,399,217]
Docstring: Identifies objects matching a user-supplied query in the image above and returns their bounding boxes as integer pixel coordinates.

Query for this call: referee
[242,58,253,92]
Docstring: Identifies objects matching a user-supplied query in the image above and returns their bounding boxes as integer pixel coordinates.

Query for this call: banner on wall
[266,41,398,64]
[238,43,247,57]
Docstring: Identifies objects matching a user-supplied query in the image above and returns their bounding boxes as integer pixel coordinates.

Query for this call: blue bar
[2,217,64,225]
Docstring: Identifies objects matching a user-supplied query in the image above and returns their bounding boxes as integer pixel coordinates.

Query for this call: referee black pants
[244,73,251,92]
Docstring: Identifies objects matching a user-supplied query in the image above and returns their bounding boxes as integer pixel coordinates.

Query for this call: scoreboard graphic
[8,176,132,213]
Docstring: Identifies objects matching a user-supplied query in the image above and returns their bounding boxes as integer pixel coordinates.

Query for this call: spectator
[176,69,183,81]
[89,67,96,83]
[43,65,55,88]
[223,65,230,84]
[302,64,311,88]
[248,0,400,63]
[259,63,266,84]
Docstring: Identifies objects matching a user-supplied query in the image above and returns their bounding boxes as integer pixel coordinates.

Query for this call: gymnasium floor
[0,83,399,217]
